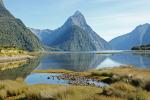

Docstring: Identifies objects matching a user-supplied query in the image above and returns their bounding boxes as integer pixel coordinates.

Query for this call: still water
[0,51,150,85]
[35,52,150,71]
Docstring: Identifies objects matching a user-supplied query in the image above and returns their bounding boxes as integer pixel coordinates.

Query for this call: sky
[4,0,150,41]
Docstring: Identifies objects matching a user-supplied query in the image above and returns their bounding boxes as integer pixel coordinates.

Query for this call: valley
[0,0,150,100]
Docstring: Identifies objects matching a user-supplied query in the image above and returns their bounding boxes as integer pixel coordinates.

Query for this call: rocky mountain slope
[0,0,43,51]
[110,23,150,50]
[31,11,111,51]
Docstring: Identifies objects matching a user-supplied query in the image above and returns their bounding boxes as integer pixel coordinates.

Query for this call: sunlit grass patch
[32,69,74,74]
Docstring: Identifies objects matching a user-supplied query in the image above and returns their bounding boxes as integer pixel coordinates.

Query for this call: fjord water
[0,51,150,84]
[35,52,150,71]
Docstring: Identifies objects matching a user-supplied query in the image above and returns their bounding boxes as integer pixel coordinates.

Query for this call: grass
[102,82,150,100]
[0,79,125,100]
[0,47,43,59]
[2,80,149,100]
[0,66,150,100]
[32,69,74,74]
[32,66,150,91]
[0,60,27,71]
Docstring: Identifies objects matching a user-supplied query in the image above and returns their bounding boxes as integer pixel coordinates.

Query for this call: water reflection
[36,53,150,71]
[0,58,40,80]
[110,53,150,68]
[0,52,150,81]
[36,53,107,71]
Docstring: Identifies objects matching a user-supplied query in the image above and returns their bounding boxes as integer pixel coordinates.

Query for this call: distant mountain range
[109,23,150,50]
[30,28,53,46]
[31,11,111,51]
[1,0,150,51]
[0,0,43,51]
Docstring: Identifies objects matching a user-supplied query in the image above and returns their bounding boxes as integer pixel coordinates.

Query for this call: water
[25,73,108,87]
[36,52,150,71]
[25,73,69,85]
[0,51,150,85]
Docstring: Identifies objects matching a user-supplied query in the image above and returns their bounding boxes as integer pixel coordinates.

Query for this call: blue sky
[4,0,150,41]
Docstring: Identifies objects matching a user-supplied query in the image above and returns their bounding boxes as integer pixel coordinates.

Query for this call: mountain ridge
[31,11,111,51]
[109,23,150,50]
[0,1,43,51]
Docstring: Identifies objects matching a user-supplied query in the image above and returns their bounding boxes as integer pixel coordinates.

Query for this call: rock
[47,76,50,79]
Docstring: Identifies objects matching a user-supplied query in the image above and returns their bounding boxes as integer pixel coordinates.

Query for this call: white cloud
[86,12,150,41]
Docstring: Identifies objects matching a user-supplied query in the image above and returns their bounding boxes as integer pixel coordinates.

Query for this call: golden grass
[111,82,136,92]
[0,60,27,71]
[88,66,150,83]
[32,69,74,74]
[0,67,150,100]
[0,80,125,100]
[0,80,149,100]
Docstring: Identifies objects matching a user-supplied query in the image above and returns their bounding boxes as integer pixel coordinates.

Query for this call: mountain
[31,11,111,51]
[0,0,43,51]
[30,28,53,45]
[109,23,150,50]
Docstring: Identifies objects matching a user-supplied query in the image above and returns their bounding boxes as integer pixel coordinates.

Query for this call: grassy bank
[0,60,27,71]
[0,79,125,100]
[0,66,150,100]
[32,69,74,74]
[0,47,43,63]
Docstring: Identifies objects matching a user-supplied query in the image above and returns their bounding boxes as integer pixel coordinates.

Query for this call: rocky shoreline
[47,74,108,87]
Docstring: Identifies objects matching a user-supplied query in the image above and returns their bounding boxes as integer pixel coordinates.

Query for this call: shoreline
[0,66,150,100]
[32,66,150,86]
[0,55,34,63]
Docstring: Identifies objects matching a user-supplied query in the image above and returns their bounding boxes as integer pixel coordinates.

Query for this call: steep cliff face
[0,0,4,7]
[109,23,150,50]
[0,0,43,51]
[31,11,111,51]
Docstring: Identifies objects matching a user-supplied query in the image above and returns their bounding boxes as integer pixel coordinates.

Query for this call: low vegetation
[32,69,73,74]
[0,60,27,71]
[0,79,125,100]
[28,66,150,100]
[0,47,26,56]
[1,66,150,100]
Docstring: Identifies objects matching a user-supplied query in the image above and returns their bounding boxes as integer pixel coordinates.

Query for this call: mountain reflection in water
[0,52,150,80]
[36,53,107,71]
[36,52,150,71]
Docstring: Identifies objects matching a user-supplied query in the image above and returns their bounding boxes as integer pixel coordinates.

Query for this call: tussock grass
[0,89,7,100]
[24,85,102,100]
[0,80,27,99]
[111,82,136,92]
[0,80,149,100]
[0,66,150,100]
[102,82,150,100]
[0,60,27,71]
[32,69,73,74]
